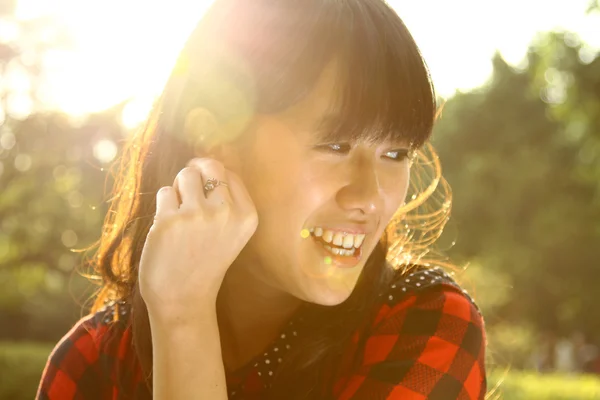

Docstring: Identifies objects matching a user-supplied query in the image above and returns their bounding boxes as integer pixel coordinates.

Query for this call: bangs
[173,0,436,148]
[326,1,437,149]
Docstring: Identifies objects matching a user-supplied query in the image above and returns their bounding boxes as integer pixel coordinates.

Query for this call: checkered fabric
[36,266,486,399]
[333,267,486,400]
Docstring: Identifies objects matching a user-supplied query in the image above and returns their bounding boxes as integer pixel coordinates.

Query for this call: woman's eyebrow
[310,114,346,142]
[313,113,340,130]
[310,114,410,147]
[386,135,412,147]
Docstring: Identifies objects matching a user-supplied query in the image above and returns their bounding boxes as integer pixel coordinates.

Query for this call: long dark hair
[90,0,436,398]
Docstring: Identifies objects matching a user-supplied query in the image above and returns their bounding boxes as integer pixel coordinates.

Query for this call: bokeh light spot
[324,256,332,265]
[45,270,64,292]
[61,230,78,247]
[93,139,118,164]
[7,92,33,120]
[14,153,32,171]
[300,229,310,239]
[67,191,83,208]
[0,128,16,150]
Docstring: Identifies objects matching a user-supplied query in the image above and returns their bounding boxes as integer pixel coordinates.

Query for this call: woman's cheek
[381,168,410,209]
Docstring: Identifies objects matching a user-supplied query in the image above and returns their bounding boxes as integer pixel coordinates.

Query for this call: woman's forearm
[149,311,228,400]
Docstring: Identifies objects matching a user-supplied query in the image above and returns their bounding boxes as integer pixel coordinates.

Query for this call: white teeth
[309,227,314,233]
[323,244,356,257]
[312,227,367,249]
[354,234,365,248]
[332,232,344,246]
[346,248,355,256]
[342,235,354,249]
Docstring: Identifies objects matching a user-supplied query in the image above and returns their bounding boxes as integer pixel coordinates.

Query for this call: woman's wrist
[147,300,218,329]
[149,311,221,351]
[150,305,227,400]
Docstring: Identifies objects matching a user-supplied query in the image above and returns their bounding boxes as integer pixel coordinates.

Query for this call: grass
[488,368,600,399]
[0,341,53,400]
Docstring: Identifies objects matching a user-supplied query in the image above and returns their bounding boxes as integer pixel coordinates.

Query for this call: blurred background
[0,0,599,399]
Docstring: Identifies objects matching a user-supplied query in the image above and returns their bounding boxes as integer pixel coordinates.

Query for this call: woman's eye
[315,144,411,162]
[316,143,351,154]
[384,149,410,162]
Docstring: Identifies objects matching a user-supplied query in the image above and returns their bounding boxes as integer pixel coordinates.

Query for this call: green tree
[0,3,123,342]
[433,32,600,346]
[0,107,125,341]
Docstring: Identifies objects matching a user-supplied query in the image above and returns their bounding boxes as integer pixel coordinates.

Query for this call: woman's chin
[300,276,360,307]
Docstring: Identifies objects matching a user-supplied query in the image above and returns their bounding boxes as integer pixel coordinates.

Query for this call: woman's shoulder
[36,301,138,399]
[334,265,487,399]
[381,264,480,311]
[64,300,132,351]
[369,264,487,371]
[85,300,132,329]
[373,264,485,335]
[48,299,132,359]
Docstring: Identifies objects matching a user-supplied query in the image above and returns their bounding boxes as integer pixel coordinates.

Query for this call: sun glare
[12,0,600,122]
[16,0,215,122]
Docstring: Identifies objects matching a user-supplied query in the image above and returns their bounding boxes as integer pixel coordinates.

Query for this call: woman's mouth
[307,227,367,266]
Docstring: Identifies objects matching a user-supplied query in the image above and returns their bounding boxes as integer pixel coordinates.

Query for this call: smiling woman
[36,1,486,399]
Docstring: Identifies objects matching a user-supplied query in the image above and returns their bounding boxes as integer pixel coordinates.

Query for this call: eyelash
[317,143,410,162]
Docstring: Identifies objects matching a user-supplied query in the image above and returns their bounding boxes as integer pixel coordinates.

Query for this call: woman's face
[229,62,411,305]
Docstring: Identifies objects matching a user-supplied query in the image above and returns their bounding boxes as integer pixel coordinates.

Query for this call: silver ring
[203,178,228,194]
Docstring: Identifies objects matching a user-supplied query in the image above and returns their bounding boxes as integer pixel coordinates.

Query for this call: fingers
[156,158,256,230]
[155,186,179,221]
[173,167,205,208]
[186,158,233,207]
[224,168,255,215]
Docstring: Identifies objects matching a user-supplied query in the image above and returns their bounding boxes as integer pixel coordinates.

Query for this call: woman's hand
[138,157,258,322]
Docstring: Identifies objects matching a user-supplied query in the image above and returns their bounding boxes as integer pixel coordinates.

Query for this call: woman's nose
[335,163,383,215]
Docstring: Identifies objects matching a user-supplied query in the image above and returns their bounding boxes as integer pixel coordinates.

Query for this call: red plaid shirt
[37,266,487,399]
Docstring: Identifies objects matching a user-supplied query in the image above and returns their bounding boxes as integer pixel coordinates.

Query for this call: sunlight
[17,0,214,119]
[389,0,599,96]
[121,95,156,130]
[13,0,600,119]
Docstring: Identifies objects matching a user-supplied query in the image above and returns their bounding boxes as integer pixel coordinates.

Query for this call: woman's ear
[184,107,243,173]
[209,142,243,174]
[184,107,220,154]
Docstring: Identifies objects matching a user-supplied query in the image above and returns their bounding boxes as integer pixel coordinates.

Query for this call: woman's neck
[216,263,302,372]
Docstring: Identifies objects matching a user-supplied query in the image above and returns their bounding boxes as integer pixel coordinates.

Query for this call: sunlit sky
[12,0,600,128]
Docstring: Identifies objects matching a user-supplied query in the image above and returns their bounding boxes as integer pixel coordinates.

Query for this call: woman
[37,0,487,399]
